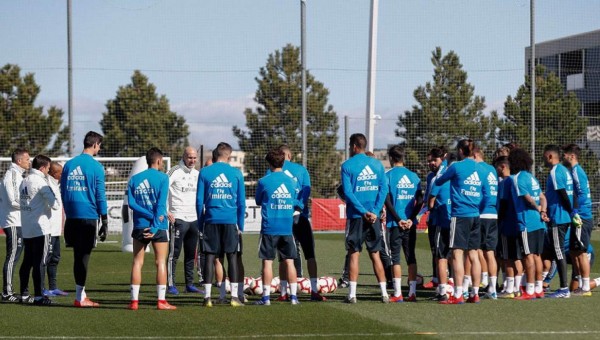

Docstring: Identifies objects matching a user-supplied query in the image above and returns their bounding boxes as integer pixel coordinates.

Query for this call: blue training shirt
[60,153,108,219]
[545,163,574,224]
[196,162,246,231]
[256,171,301,235]
[499,176,519,237]
[341,153,388,219]
[385,166,421,227]
[478,161,498,218]
[267,160,311,218]
[512,171,545,232]
[127,168,169,235]
[430,171,452,229]
[571,164,593,220]
[435,158,484,218]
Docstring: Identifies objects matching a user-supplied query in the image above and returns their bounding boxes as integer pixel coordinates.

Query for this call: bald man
[167,147,202,294]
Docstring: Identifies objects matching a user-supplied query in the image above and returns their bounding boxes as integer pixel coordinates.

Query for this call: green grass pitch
[1,231,600,339]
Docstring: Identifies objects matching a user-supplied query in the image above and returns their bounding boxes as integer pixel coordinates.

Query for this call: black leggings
[19,235,51,297]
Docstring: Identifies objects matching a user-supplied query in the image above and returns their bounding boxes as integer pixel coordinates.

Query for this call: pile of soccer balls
[241,276,338,295]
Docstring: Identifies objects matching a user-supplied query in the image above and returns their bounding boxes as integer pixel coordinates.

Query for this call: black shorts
[449,217,480,250]
[203,224,239,255]
[293,216,316,260]
[435,226,451,259]
[501,235,523,261]
[544,221,569,261]
[131,228,169,244]
[259,234,297,260]
[345,217,382,253]
[570,218,592,252]
[480,218,498,251]
[64,218,98,250]
[522,229,544,255]
[388,226,417,265]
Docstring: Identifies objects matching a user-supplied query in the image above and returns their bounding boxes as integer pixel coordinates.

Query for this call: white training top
[20,169,60,239]
[47,176,64,237]
[0,163,27,228]
[167,160,199,222]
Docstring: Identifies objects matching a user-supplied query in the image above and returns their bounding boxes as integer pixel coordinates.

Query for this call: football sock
[489,276,497,293]
[515,275,522,292]
[502,278,507,292]
[290,283,298,296]
[526,283,534,295]
[130,284,140,301]
[481,272,489,287]
[310,278,318,294]
[280,280,288,296]
[439,283,446,295]
[262,285,271,298]
[506,277,515,293]
[204,284,212,298]
[455,286,463,299]
[576,275,582,289]
[393,278,402,297]
[75,285,85,301]
[409,281,417,296]
[535,280,543,294]
[349,281,357,298]
[472,286,479,297]
[230,283,238,298]
[157,285,166,301]
[219,281,227,299]
[463,276,471,293]
[593,277,600,287]
[379,282,388,297]
[583,277,590,291]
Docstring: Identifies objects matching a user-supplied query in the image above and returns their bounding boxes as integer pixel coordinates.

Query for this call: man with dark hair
[562,143,593,296]
[196,142,246,307]
[44,161,68,297]
[1,148,30,302]
[19,154,60,306]
[127,147,175,310]
[384,145,422,302]
[61,130,107,307]
[167,146,201,295]
[341,133,389,304]
[542,144,575,299]
[254,148,302,306]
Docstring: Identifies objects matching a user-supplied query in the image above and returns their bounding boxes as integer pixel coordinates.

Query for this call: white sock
[157,285,166,301]
[130,284,140,301]
[75,285,85,301]
[349,281,357,298]
[230,283,238,298]
[515,275,522,292]
[439,283,447,295]
[535,280,543,294]
[379,282,388,297]
[593,277,600,287]
[409,281,417,296]
[542,271,548,281]
[502,278,507,292]
[463,276,471,293]
[290,283,298,296]
[310,278,318,294]
[262,285,271,298]
[472,286,479,297]
[506,277,515,293]
[455,286,463,298]
[526,283,534,295]
[219,281,227,299]
[280,280,288,296]
[204,283,212,299]
[583,278,590,291]
[393,278,402,297]
[481,272,489,286]
[489,276,497,293]
[577,275,582,288]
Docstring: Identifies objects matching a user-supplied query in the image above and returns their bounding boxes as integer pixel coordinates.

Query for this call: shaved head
[182,146,198,168]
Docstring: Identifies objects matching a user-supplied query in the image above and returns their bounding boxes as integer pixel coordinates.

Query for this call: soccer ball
[271,276,280,293]
[243,276,254,294]
[248,277,263,295]
[317,276,337,294]
[297,277,311,294]
[416,273,424,285]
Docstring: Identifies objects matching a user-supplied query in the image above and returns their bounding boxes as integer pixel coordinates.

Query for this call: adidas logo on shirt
[211,173,233,188]
[487,172,498,186]
[135,179,155,195]
[357,165,377,181]
[396,175,415,189]
[67,166,85,181]
[463,172,481,186]
[271,184,292,199]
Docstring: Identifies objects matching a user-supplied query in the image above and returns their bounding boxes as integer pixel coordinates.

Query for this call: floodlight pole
[301,0,307,167]
[67,0,74,155]
[530,0,536,175]
[365,0,379,152]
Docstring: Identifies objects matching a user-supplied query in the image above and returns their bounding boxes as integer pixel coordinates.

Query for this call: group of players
[0,130,595,308]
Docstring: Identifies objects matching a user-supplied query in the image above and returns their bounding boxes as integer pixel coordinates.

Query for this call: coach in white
[167,146,202,294]
[1,148,30,302]
[19,155,60,305]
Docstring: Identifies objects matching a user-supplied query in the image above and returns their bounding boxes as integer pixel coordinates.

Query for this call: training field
[2,232,600,339]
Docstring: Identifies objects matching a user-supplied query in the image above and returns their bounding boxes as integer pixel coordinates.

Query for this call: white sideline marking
[6,331,600,339]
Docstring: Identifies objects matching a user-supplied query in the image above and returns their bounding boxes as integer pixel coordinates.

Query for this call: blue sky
[2,0,599,153]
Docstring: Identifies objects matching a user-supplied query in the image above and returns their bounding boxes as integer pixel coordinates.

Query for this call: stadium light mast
[530,0,536,175]
[67,0,74,155]
[365,0,379,152]
[301,0,307,167]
